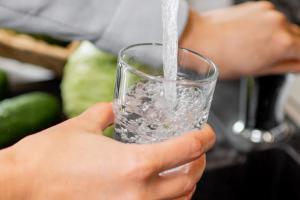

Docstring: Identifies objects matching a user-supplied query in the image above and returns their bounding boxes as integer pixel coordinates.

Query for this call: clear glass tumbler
[113,43,218,148]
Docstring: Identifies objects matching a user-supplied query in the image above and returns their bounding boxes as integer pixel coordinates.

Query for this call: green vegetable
[61,41,117,118]
[0,92,61,148]
[103,125,114,138]
[0,69,8,100]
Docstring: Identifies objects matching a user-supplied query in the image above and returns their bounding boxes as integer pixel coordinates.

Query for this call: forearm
[0,147,29,199]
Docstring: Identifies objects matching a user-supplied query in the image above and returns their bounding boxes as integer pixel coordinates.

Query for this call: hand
[0,103,215,200]
[180,2,300,79]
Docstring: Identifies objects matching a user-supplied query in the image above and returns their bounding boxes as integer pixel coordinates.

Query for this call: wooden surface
[0,29,79,75]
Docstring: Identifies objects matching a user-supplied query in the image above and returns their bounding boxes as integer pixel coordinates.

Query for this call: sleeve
[0,0,189,55]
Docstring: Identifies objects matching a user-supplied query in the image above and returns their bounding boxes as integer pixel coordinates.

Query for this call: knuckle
[193,154,206,169]
[276,32,294,51]
[133,191,148,200]
[258,1,275,10]
[196,156,207,177]
[239,66,253,77]
[210,131,216,146]
[94,102,111,107]
[137,160,154,178]
[126,150,154,179]
[267,11,287,24]
[202,154,207,166]
[191,134,203,153]
[123,191,147,200]
[92,102,112,112]
[182,176,196,195]
[118,154,142,180]
[119,162,136,180]
[205,125,216,145]
[244,1,257,7]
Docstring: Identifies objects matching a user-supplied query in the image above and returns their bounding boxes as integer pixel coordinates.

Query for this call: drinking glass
[113,43,218,169]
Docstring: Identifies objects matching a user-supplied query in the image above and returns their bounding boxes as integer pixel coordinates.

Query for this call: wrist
[180,10,232,79]
[179,9,212,61]
[0,147,31,199]
[179,9,202,49]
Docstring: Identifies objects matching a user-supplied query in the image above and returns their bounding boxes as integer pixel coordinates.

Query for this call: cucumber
[0,92,61,148]
[0,69,8,100]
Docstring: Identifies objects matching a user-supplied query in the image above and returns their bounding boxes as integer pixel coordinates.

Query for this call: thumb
[77,102,114,133]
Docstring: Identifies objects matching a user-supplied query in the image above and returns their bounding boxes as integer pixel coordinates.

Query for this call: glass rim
[118,43,219,85]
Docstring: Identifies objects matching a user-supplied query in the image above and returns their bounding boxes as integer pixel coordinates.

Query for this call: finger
[242,1,275,11]
[142,124,215,172]
[188,186,197,200]
[288,24,300,59]
[77,102,114,132]
[260,60,300,75]
[150,156,205,199]
[289,23,300,36]
[174,186,197,200]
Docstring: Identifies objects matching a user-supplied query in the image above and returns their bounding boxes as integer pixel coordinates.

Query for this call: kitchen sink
[193,147,300,200]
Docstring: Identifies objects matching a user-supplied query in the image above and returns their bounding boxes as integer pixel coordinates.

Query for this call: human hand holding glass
[113,43,218,173]
[0,103,215,199]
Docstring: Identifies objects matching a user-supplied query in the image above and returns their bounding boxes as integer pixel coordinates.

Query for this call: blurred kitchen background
[1,0,300,199]
[2,0,300,126]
